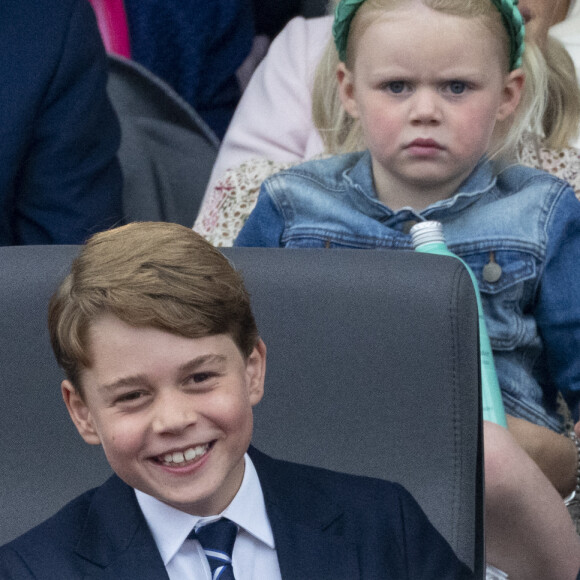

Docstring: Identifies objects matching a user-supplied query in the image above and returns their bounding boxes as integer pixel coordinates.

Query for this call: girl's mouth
[407,138,444,149]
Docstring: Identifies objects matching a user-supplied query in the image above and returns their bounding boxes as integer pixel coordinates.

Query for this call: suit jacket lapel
[74,475,169,580]
[73,453,361,579]
[249,447,360,580]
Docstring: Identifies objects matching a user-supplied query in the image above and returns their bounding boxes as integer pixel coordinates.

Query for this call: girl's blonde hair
[313,0,580,159]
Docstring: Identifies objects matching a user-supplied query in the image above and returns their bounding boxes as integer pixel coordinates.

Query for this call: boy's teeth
[162,444,208,465]
[184,448,198,461]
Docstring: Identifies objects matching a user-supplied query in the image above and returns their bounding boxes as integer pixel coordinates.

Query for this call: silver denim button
[483,252,502,283]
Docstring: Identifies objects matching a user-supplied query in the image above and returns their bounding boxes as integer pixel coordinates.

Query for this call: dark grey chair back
[0,245,483,576]
[225,248,483,575]
[107,55,219,226]
[0,246,109,545]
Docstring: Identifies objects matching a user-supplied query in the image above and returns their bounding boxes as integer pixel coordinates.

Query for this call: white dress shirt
[136,454,282,580]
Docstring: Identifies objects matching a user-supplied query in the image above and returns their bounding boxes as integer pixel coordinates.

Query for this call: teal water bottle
[410,221,507,427]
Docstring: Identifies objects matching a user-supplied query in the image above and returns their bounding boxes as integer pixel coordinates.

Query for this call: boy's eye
[447,81,467,95]
[116,391,144,403]
[190,372,217,383]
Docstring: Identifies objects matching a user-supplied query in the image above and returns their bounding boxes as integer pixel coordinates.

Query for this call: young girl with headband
[236,0,580,577]
[195,1,580,250]
[312,0,579,161]
[196,0,580,214]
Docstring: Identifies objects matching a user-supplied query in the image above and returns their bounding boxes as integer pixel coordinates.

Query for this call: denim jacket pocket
[459,249,538,351]
[283,236,369,249]
[282,230,392,249]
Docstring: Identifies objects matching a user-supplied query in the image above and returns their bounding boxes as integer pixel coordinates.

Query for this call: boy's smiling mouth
[156,443,212,466]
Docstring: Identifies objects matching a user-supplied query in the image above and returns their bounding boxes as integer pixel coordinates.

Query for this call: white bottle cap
[410,221,445,248]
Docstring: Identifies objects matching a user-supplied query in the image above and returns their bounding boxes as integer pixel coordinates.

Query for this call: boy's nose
[151,392,198,434]
[409,89,442,124]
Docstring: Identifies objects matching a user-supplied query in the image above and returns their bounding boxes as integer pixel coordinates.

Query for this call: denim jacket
[236,151,580,432]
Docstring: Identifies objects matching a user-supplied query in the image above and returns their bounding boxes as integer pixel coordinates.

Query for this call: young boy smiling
[0,222,470,579]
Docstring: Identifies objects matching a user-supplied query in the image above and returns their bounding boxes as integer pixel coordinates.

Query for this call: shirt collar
[135,453,275,566]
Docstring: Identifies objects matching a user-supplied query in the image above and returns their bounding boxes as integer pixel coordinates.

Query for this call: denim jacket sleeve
[234,186,285,247]
[535,185,580,415]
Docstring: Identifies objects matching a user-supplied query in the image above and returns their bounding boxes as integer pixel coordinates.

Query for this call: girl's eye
[386,81,407,94]
[447,81,467,95]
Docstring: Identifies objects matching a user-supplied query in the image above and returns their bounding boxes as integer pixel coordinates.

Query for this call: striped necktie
[189,518,238,580]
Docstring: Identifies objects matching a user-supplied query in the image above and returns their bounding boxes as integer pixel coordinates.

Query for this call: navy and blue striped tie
[190,518,238,580]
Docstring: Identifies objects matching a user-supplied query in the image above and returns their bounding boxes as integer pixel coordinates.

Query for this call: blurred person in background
[0,0,123,245]
[124,0,255,139]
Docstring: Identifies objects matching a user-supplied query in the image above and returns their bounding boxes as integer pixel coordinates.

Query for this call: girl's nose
[409,89,442,124]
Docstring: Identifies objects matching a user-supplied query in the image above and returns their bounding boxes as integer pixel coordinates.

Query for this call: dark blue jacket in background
[0,0,123,245]
[124,0,254,139]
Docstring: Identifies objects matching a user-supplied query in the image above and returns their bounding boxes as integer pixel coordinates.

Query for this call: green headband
[332,0,525,70]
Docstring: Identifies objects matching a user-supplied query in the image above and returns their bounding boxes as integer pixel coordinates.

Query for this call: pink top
[201,16,330,207]
[88,0,131,59]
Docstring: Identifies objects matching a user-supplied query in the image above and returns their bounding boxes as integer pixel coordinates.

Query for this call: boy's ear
[245,339,266,407]
[337,62,360,119]
[61,380,101,445]
[496,68,525,121]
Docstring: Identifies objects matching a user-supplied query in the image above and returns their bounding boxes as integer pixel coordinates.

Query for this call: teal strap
[332,0,525,70]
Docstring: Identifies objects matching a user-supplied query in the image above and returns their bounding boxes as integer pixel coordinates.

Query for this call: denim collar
[343,151,497,223]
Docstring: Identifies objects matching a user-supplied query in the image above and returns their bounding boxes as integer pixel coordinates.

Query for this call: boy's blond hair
[48,222,259,394]
[313,0,580,158]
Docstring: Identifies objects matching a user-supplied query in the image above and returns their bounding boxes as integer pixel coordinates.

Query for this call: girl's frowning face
[337,4,524,210]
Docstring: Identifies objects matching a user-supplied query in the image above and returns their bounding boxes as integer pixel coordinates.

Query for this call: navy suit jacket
[0,447,472,579]
[0,0,123,245]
